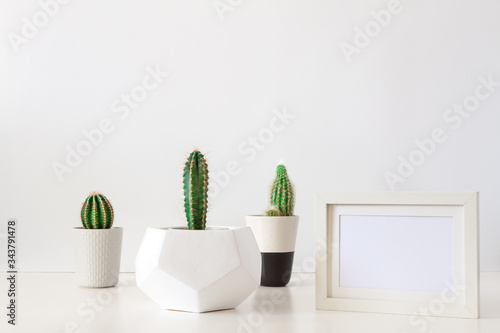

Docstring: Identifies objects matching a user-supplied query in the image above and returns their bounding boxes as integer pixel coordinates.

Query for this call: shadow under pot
[246,215,299,287]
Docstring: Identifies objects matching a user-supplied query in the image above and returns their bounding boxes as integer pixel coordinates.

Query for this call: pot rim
[245,215,299,218]
[146,226,248,231]
[73,226,122,230]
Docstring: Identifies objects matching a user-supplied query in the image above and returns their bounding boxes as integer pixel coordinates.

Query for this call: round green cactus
[265,207,281,217]
[81,192,114,229]
[267,164,295,216]
[183,150,209,230]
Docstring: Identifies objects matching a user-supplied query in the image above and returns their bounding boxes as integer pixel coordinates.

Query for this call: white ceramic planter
[73,227,123,288]
[246,215,299,286]
[135,226,261,313]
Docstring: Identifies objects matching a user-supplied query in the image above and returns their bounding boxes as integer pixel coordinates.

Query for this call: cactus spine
[266,164,294,217]
[183,150,209,230]
[81,192,114,229]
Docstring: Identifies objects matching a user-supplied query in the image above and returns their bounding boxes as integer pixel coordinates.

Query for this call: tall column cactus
[266,164,295,217]
[183,150,209,230]
[81,192,114,229]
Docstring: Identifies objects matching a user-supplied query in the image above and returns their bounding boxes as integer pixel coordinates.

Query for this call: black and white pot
[73,227,123,288]
[246,215,299,287]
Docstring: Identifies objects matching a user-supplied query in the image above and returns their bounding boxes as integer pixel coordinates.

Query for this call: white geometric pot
[246,215,299,286]
[73,227,123,288]
[135,226,261,313]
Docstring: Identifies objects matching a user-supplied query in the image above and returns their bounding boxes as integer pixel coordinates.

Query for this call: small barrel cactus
[183,150,209,230]
[265,207,281,216]
[81,192,114,229]
[266,164,295,217]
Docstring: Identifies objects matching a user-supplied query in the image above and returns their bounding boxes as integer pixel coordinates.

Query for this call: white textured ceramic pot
[135,226,261,313]
[73,227,123,288]
[246,215,299,287]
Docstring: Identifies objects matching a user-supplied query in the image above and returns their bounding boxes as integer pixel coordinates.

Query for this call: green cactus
[81,192,114,229]
[183,150,209,230]
[265,207,281,217]
[267,164,295,216]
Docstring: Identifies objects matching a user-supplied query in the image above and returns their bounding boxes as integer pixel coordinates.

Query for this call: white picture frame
[315,192,479,318]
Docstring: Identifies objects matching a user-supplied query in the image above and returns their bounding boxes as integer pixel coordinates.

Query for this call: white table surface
[1,272,500,333]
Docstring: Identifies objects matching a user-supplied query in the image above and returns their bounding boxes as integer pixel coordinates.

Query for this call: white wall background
[1,0,499,272]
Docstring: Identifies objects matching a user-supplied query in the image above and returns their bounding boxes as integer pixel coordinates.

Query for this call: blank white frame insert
[339,215,454,292]
[315,192,479,318]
